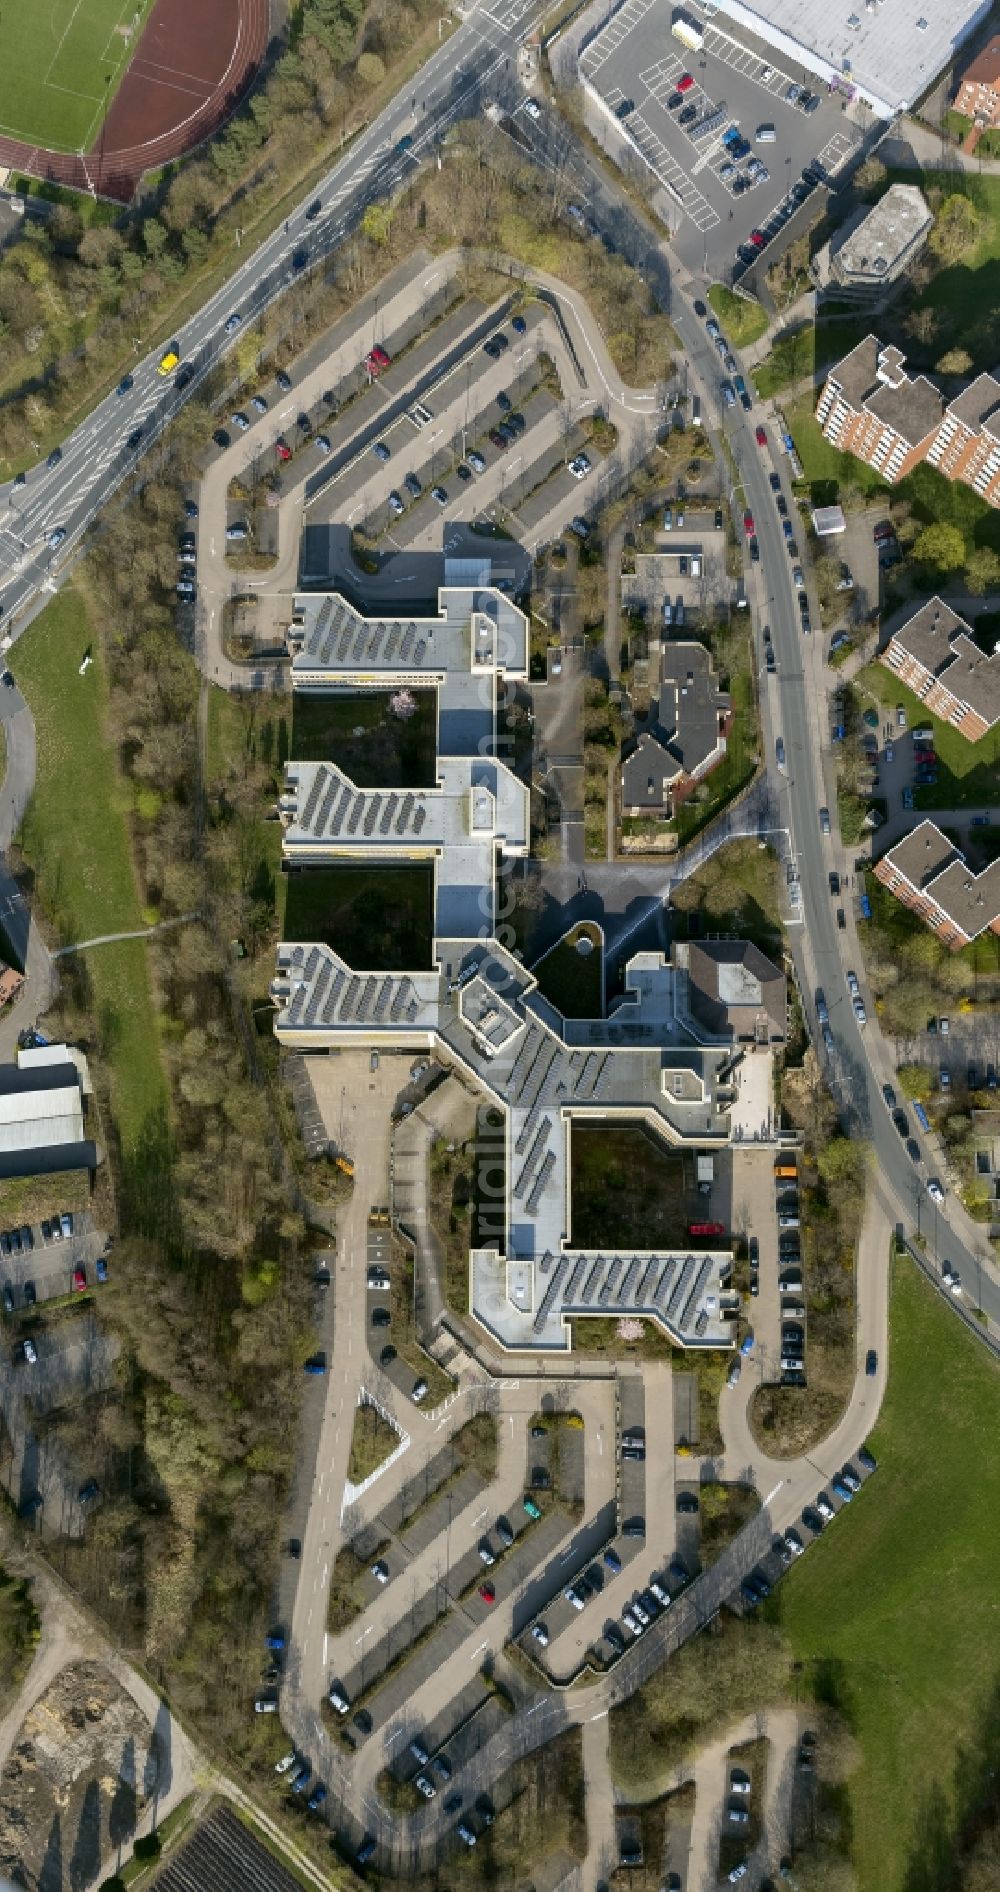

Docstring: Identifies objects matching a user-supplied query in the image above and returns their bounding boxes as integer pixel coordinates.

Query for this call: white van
[756,124,777,143]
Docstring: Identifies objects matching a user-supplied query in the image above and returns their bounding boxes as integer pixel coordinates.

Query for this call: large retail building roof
[717,0,990,116]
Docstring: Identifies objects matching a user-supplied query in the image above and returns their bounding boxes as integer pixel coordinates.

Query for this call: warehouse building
[714,0,990,118]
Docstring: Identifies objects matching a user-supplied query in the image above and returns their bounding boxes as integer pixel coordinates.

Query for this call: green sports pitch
[0,0,155,153]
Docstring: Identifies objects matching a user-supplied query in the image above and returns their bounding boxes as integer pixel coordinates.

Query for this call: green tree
[913,521,966,573]
[817,1136,866,1193]
[936,346,973,375]
[855,157,887,194]
[361,202,392,246]
[356,50,385,85]
[929,192,985,265]
[964,546,1000,595]
[898,1062,934,1101]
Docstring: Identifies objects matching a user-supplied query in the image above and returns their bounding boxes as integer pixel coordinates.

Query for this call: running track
[0,0,269,203]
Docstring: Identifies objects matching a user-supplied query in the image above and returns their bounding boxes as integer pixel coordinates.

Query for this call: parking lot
[305,303,604,555]
[579,0,862,276]
[0,1207,109,1313]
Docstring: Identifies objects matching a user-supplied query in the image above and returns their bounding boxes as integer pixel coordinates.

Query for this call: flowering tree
[389,689,417,719]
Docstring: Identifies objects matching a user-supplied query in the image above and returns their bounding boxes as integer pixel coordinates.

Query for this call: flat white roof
[0,1084,84,1154]
[717,0,989,114]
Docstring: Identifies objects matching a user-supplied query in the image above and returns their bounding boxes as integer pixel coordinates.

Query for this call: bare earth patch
[0,1659,159,1891]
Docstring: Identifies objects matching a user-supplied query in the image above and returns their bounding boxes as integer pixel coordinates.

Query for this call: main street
[671,303,1000,1329]
[0,0,540,633]
[511,95,1000,1330]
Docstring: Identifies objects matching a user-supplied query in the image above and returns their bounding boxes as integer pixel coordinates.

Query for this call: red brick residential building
[955,34,1000,127]
[876,821,1000,950]
[814,338,945,485]
[881,597,1000,741]
[816,337,1000,505]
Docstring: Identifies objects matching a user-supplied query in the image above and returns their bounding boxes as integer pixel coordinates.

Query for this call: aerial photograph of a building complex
[0,0,999,1888]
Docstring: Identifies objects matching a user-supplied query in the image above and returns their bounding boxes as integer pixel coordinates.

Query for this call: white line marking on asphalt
[763,1480,784,1506]
[323,1563,329,1585]
[324,1633,328,1665]
[527,1700,545,1716]
[471,1640,488,1660]
[588,1709,608,1721]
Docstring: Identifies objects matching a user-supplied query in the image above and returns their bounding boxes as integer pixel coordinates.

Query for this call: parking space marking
[626,111,720,230]
[702,21,796,99]
[816,128,855,177]
[580,0,661,78]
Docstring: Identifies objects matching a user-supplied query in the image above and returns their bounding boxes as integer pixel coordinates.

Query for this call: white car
[729,1866,748,1885]
[816,1494,835,1521]
[531,1622,549,1646]
[568,453,591,480]
[785,1528,805,1556]
[564,1586,585,1611]
[415,1775,435,1799]
[853,996,867,1026]
[314,434,331,454]
[846,970,860,997]
[387,491,404,516]
[371,1560,389,1584]
[792,565,805,590]
[730,1772,751,1795]
[22,1338,37,1365]
[524,99,542,120]
[927,1179,945,1204]
[275,1751,297,1775]
[468,451,486,473]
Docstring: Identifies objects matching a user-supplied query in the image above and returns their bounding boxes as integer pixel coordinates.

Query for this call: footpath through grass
[776,1257,1000,1892]
[14,586,165,1150]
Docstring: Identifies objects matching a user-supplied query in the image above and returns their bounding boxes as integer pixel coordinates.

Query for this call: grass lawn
[282,864,435,969]
[888,171,1000,380]
[775,1257,1000,1892]
[532,921,604,1019]
[14,587,166,1151]
[0,0,156,152]
[785,394,886,503]
[858,660,1000,808]
[753,315,873,401]
[707,285,768,349]
[570,1124,693,1248]
[204,687,291,786]
[290,690,438,786]
[670,838,784,957]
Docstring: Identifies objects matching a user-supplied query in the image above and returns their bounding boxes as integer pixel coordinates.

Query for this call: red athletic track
[0,0,268,203]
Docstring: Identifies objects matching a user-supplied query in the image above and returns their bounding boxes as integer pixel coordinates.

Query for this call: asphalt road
[0,0,542,641]
[668,298,1000,1326]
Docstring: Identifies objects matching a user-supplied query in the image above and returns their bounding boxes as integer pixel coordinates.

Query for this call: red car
[755,425,767,447]
[676,72,694,91]
[750,229,765,248]
[72,1267,87,1293]
[743,509,754,537]
[688,1222,726,1238]
[479,1582,495,1604]
[365,345,391,376]
[873,520,895,543]
[275,438,291,462]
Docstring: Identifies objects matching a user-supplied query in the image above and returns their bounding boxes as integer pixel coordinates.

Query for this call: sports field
[0,0,155,153]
